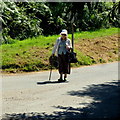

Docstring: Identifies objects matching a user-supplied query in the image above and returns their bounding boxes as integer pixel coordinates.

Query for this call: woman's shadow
[37,80,68,85]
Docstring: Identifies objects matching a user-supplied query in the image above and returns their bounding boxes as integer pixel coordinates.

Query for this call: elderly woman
[52,29,72,82]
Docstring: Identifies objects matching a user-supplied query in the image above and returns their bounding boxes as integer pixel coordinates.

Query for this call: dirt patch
[75,34,118,63]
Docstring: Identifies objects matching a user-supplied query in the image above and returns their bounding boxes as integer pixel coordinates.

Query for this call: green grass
[74,27,119,40]
[1,27,119,73]
[1,27,118,49]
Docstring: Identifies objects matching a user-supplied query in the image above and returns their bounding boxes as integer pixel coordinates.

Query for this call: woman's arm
[66,39,72,50]
[52,38,59,55]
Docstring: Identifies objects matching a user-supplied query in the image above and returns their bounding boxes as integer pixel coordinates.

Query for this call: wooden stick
[49,65,52,81]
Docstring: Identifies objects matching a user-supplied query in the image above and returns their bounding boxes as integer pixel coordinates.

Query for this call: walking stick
[49,64,52,81]
[48,55,54,81]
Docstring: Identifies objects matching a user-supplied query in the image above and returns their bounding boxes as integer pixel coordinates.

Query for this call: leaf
[0,16,6,25]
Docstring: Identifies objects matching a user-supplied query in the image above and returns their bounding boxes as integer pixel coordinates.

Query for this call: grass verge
[1,27,119,73]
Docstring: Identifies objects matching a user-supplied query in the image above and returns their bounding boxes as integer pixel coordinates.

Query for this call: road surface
[1,62,119,119]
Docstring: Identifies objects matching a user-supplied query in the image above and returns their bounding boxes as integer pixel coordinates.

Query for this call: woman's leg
[58,55,64,81]
[58,54,69,81]
[60,73,63,79]
[64,74,67,79]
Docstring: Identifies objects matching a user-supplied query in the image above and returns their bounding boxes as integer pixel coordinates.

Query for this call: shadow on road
[37,80,68,85]
[2,80,120,120]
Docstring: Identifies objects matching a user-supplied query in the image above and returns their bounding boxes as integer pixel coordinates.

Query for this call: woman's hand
[66,45,70,50]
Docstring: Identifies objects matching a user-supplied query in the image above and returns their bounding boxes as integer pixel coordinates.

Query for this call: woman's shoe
[63,78,67,82]
[58,78,63,82]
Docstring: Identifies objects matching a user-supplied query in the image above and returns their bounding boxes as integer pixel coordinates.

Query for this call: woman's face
[61,34,67,40]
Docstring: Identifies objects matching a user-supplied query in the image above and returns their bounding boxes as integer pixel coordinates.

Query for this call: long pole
[49,65,52,81]
[71,23,74,52]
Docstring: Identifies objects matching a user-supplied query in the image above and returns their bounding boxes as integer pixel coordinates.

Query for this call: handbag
[68,50,78,63]
[49,55,58,68]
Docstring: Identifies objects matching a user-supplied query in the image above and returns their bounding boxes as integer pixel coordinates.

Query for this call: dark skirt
[58,53,70,74]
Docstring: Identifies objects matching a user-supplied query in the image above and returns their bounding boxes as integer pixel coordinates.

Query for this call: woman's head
[60,29,68,40]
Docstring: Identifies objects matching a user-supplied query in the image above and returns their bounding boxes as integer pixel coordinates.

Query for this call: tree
[1,2,119,43]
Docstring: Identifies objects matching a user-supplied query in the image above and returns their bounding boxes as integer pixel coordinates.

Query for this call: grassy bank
[1,27,119,73]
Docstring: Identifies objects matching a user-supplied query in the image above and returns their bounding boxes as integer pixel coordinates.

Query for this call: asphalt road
[1,62,119,119]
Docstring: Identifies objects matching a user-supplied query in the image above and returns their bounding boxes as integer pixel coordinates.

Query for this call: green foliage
[79,2,119,31]
[1,2,47,42]
[1,2,119,44]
